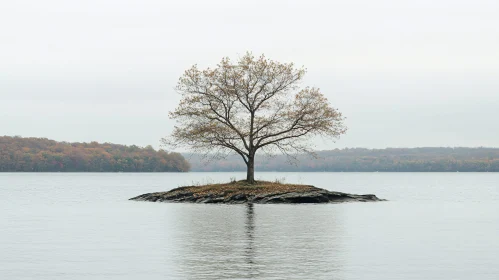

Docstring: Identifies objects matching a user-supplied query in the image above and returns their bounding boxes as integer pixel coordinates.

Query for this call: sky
[1,0,498,150]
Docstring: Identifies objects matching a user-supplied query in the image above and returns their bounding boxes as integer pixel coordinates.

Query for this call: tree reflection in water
[172,203,344,279]
[244,203,257,276]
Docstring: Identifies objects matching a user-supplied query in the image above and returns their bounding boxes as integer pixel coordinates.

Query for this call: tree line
[0,136,190,172]
[187,147,499,172]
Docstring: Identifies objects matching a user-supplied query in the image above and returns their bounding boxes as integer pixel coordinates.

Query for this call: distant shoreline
[3,136,498,173]
[187,147,499,172]
[1,171,498,173]
[0,136,190,172]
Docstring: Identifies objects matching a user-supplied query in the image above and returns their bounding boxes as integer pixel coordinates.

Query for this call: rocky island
[130,180,385,204]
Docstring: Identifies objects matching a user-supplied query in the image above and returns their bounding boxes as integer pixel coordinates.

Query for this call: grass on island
[167,180,319,198]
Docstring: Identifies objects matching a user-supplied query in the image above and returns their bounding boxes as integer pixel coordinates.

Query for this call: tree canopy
[0,136,190,172]
[164,53,346,182]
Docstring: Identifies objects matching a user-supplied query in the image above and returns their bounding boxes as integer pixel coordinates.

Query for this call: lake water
[1,172,498,280]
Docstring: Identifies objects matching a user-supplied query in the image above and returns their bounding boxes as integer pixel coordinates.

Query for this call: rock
[129,183,385,204]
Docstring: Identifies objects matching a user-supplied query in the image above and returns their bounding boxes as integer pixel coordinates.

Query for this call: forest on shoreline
[3,136,498,172]
[187,147,499,172]
[0,136,190,172]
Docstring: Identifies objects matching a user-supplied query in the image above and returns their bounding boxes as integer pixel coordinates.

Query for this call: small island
[130,180,384,204]
[130,53,385,204]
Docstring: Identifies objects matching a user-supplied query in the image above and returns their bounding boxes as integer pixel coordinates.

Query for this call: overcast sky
[1,0,498,150]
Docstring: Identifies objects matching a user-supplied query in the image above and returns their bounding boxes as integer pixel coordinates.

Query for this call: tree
[163,53,347,183]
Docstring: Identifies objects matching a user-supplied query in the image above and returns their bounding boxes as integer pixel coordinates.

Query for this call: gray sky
[1,0,498,149]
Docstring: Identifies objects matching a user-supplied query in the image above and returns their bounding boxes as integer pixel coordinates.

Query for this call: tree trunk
[246,156,255,184]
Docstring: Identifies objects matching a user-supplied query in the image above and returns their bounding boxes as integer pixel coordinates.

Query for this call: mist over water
[1,173,498,279]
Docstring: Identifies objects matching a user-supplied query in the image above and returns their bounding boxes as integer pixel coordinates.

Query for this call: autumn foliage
[0,136,190,172]
[164,53,346,182]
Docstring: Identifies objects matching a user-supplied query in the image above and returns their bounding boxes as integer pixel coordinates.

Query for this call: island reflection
[172,203,345,279]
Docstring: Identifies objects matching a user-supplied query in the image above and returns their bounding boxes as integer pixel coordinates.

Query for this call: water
[1,173,498,280]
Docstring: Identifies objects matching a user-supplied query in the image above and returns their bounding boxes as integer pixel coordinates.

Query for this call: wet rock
[130,186,385,204]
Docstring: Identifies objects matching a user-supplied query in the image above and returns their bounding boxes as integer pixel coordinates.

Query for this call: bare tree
[163,53,346,183]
